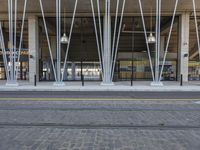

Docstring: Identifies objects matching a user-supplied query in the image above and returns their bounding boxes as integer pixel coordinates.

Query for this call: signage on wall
[0,49,29,56]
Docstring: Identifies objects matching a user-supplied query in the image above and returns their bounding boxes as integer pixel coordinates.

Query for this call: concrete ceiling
[0,0,200,16]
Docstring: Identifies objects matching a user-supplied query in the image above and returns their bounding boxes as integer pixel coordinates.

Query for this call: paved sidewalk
[1,127,199,150]
[0,80,200,91]
[0,100,200,150]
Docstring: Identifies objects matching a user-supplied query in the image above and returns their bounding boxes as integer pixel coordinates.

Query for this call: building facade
[0,0,200,86]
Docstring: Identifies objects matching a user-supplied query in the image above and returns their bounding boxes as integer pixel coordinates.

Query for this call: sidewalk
[0,100,200,150]
[0,80,200,91]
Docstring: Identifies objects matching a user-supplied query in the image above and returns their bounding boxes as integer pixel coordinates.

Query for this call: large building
[0,0,200,86]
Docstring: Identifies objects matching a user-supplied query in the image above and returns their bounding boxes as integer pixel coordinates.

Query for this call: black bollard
[81,75,84,86]
[131,76,133,86]
[180,74,183,86]
[34,74,37,86]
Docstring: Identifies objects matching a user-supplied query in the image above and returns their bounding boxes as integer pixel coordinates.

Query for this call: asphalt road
[0,91,200,99]
[0,92,200,150]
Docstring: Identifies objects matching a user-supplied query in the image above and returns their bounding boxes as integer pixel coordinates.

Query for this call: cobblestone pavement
[0,99,200,150]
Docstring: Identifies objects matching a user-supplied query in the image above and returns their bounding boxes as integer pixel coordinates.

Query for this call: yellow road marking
[0,98,199,101]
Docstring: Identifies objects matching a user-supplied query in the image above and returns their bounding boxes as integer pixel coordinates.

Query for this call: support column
[28,16,39,83]
[6,0,18,86]
[151,0,163,86]
[54,0,65,86]
[101,0,113,85]
[178,12,190,82]
[50,36,56,80]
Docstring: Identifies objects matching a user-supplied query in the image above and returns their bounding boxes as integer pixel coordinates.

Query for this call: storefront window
[160,61,176,81]
[119,60,151,80]
[188,61,200,81]
[0,62,5,80]
[75,62,100,80]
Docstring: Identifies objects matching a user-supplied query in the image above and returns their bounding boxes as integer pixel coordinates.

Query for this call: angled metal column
[16,0,28,79]
[54,0,65,86]
[159,0,179,81]
[61,0,78,82]
[39,0,57,82]
[90,0,104,80]
[110,0,126,81]
[101,0,113,85]
[151,0,163,86]
[6,0,18,86]
[138,0,155,81]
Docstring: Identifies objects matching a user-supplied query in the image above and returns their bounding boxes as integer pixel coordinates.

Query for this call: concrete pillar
[28,16,39,83]
[178,12,190,82]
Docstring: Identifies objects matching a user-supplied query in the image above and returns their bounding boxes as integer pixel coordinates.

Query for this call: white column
[150,0,163,86]
[101,1,113,85]
[28,16,39,83]
[178,12,190,82]
[50,36,56,80]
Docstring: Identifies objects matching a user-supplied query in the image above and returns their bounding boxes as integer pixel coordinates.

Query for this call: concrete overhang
[1,0,200,18]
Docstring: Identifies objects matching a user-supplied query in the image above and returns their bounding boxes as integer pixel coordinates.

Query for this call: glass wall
[0,20,29,80]
[75,62,100,80]
[39,17,99,81]
[115,16,178,81]
[189,17,200,81]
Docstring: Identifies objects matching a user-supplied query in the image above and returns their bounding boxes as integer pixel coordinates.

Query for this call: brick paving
[0,100,199,150]
[0,128,200,150]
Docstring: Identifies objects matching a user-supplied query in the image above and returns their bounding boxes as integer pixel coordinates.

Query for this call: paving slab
[0,81,200,91]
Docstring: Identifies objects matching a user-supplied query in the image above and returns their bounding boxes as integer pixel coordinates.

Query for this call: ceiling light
[61,8,69,44]
[147,32,156,43]
[148,4,156,44]
[61,33,69,44]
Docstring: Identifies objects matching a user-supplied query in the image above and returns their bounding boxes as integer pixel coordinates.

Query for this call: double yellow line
[0,98,199,101]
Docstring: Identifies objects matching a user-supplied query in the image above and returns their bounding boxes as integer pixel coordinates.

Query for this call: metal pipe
[107,0,111,82]
[16,0,27,79]
[39,0,57,81]
[159,0,179,81]
[131,18,134,86]
[111,0,119,69]
[111,0,126,81]
[96,0,104,75]
[57,0,61,82]
[17,0,27,62]
[138,0,155,81]
[155,0,161,82]
[103,0,108,82]
[14,0,17,80]
[192,0,200,59]
[8,0,14,82]
[96,0,104,57]
[61,0,78,81]
[90,0,104,79]
[56,0,60,82]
